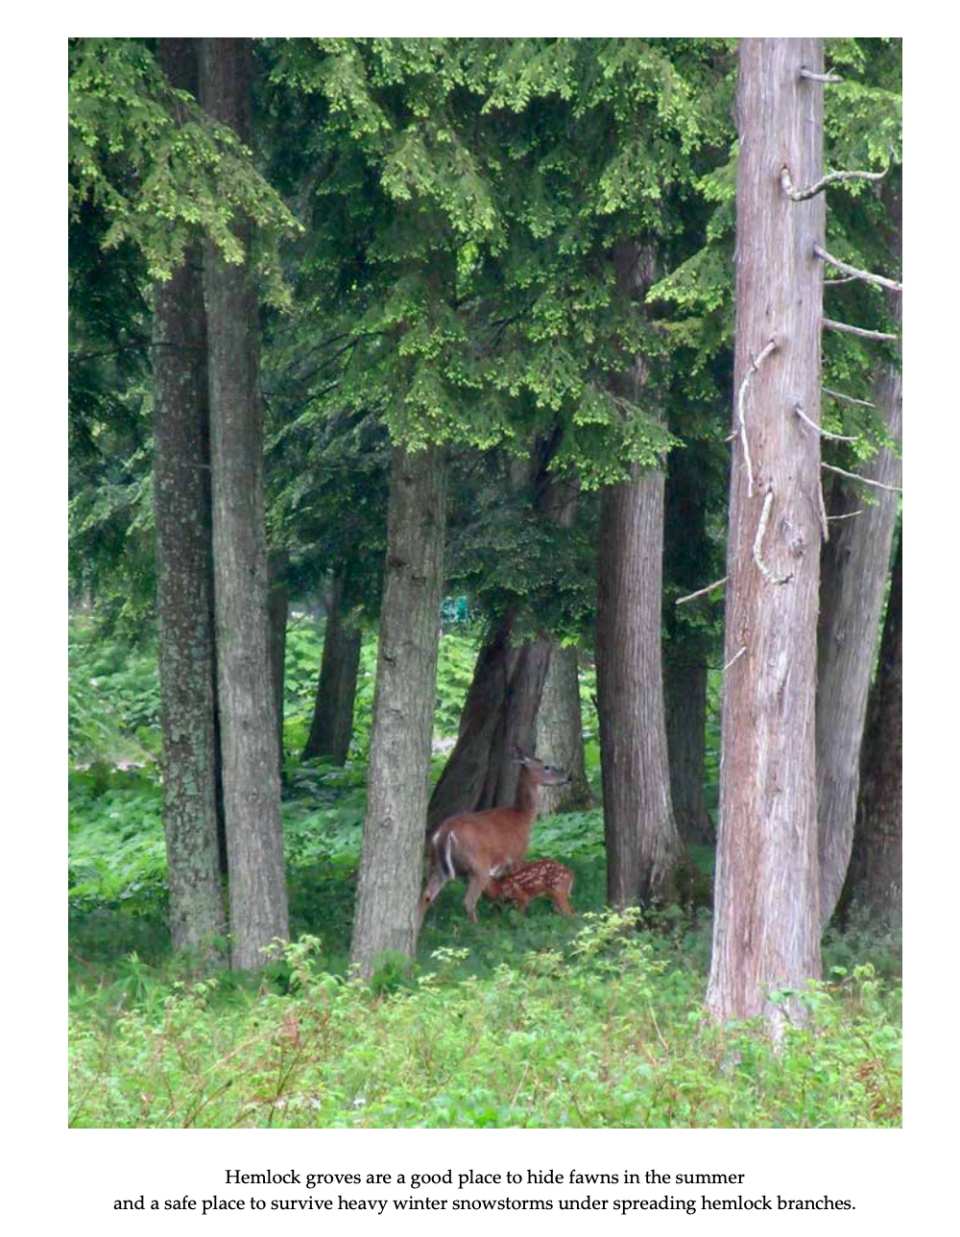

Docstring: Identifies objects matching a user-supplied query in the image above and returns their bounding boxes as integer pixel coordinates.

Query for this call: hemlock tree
[351,446,447,975]
[816,172,902,930]
[70,37,298,964]
[596,242,680,907]
[152,38,225,958]
[200,37,289,969]
[845,533,902,925]
[707,38,825,1032]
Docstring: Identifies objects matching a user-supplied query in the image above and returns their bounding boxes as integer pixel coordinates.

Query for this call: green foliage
[69,917,901,1128]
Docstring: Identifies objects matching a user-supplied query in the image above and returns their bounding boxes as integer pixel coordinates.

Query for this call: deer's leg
[553,891,575,917]
[464,871,488,924]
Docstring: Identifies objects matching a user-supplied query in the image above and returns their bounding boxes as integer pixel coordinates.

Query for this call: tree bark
[351,445,447,975]
[534,643,592,814]
[816,183,902,930]
[595,242,679,907]
[200,37,289,971]
[844,534,902,926]
[706,38,824,1032]
[663,658,713,845]
[152,37,226,961]
[301,570,363,765]
[267,549,289,779]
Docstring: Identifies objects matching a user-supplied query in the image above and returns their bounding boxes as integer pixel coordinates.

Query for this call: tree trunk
[351,445,446,975]
[534,643,592,814]
[816,184,902,930]
[844,535,902,926]
[301,570,362,765]
[706,38,824,1032]
[200,37,288,971]
[595,242,679,907]
[426,616,551,834]
[267,549,289,780]
[152,37,226,961]
[663,658,713,845]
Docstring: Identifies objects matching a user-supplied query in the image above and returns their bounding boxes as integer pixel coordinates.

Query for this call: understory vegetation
[68,619,901,1129]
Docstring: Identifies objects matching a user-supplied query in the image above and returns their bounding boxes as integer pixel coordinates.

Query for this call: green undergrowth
[68,618,901,1129]
[69,914,901,1129]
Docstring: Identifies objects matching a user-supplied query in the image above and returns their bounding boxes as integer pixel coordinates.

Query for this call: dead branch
[827,510,863,522]
[737,337,778,499]
[780,166,885,201]
[814,244,902,294]
[794,401,857,442]
[824,318,899,343]
[723,645,747,673]
[753,489,793,586]
[799,67,843,83]
[676,576,729,607]
[821,463,902,494]
[822,387,876,409]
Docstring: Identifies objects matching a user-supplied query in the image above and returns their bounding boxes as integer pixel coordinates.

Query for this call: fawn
[484,859,576,916]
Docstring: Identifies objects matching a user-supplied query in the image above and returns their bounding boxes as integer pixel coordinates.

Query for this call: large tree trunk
[844,535,902,926]
[152,37,226,961]
[706,38,824,1032]
[426,616,551,834]
[595,242,679,907]
[200,38,288,971]
[351,446,446,975]
[816,183,902,931]
[534,644,592,814]
[301,570,363,765]
[663,658,713,845]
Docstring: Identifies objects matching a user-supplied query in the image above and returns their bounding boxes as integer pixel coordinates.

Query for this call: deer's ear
[511,744,529,764]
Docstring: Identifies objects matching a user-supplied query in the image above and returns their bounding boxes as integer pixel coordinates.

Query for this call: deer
[418,746,569,927]
[484,859,576,917]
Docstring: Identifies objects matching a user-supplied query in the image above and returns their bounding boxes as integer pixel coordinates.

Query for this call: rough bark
[844,535,902,926]
[534,644,592,814]
[351,446,447,976]
[816,184,902,930]
[301,571,363,765]
[200,38,288,971]
[267,549,289,779]
[707,38,824,1031]
[152,37,226,961]
[663,658,714,844]
[595,242,679,907]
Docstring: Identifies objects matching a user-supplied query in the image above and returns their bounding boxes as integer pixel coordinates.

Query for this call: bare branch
[822,387,876,409]
[780,166,885,201]
[753,489,793,586]
[814,245,902,294]
[822,462,903,494]
[827,510,863,522]
[723,645,747,673]
[816,475,830,544]
[676,576,729,607]
[737,337,778,499]
[824,275,858,287]
[794,401,858,442]
[799,67,843,83]
[824,318,899,343]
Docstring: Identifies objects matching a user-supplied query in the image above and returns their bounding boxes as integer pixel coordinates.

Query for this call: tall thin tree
[352,445,447,975]
[707,38,825,1031]
[153,38,226,959]
[596,241,680,907]
[200,38,289,970]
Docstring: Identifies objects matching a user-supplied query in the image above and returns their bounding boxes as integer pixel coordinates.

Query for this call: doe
[418,747,569,927]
